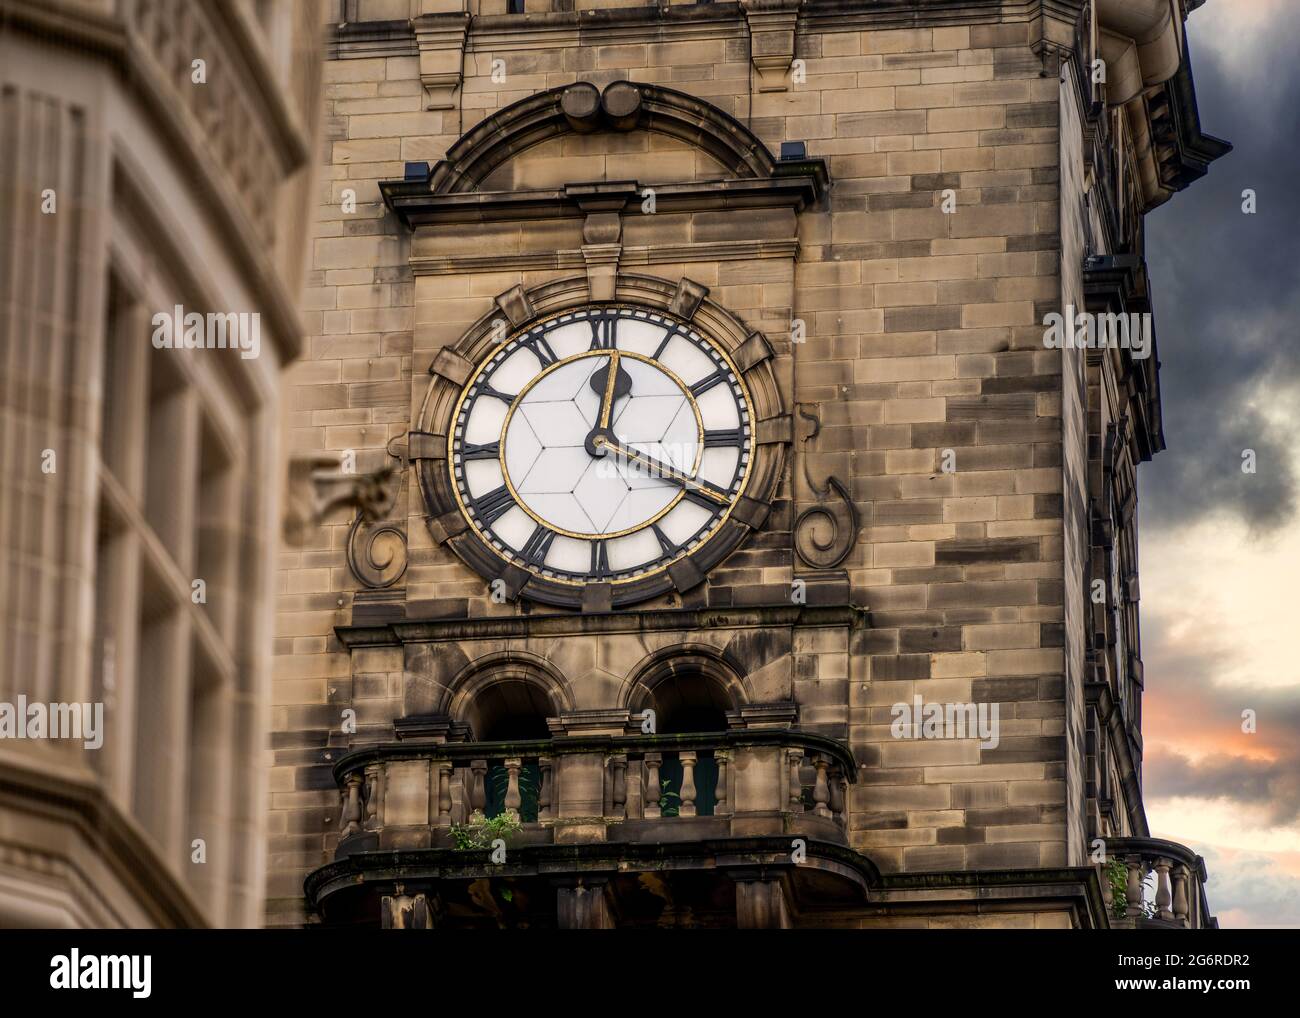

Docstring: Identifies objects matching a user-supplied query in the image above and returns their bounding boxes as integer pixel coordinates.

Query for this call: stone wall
[273,4,1081,924]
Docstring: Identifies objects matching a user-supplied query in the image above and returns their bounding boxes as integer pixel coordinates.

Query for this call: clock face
[448,305,754,587]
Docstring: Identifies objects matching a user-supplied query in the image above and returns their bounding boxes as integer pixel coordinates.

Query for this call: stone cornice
[878,866,1109,928]
[385,173,826,230]
[410,238,801,276]
[336,603,868,647]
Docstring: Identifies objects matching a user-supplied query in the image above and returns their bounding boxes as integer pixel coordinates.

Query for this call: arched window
[631,660,741,819]
[462,677,553,823]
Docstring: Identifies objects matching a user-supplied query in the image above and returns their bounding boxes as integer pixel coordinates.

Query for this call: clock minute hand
[600,439,729,505]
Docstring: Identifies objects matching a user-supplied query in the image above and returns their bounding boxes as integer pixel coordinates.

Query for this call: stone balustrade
[332,729,856,855]
[1102,837,1217,929]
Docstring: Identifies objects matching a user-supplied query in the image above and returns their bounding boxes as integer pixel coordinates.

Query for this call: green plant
[658,779,681,818]
[1105,858,1129,919]
[1105,858,1157,920]
[450,810,523,850]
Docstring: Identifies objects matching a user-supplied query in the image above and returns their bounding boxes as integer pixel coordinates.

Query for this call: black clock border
[412,273,790,611]
[451,308,751,583]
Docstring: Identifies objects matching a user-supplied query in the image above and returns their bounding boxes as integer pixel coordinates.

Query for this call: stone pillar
[555,878,614,929]
[732,872,792,929]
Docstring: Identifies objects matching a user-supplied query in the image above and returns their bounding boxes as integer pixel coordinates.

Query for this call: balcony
[1102,837,1217,929]
[308,726,871,927]
[333,727,856,853]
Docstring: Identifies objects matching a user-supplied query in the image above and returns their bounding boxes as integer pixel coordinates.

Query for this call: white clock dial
[449,306,754,585]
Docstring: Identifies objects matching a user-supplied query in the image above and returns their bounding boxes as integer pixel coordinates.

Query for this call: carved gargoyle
[283,447,401,546]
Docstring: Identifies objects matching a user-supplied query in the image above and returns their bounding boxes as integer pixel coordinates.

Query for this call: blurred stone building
[0,0,325,927]
[273,0,1229,930]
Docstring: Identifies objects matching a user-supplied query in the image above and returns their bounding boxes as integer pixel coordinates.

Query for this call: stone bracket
[413,13,470,112]
[756,413,794,445]
[494,285,534,328]
[668,277,710,321]
[582,243,622,301]
[733,330,775,373]
[407,430,445,462]
[741,0,804,93]
[428,347,473,384]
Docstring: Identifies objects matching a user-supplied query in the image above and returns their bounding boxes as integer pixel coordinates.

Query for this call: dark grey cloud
[1141,13,1300,533]
[1146,751,1300,826]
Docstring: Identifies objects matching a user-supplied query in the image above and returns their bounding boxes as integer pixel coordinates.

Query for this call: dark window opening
[648,672,731,735]
[467,679,552,742]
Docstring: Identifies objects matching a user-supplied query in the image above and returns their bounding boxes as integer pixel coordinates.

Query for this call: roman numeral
[522,333,558,367]
[651,523,677,557]
[461,441,500,461]
[651,326,684,361]
[589,315,618,350]
[476,383,516,404]
[470,485,515,525]
[703,428,744,448]
[690,370,728,397]
[589,539,611,578]
[519,525,555,567]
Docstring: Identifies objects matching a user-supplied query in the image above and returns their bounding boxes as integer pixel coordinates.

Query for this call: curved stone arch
[619,643,753,718]
[414,270,791,609]
[428,80,777,195]
[441,651,576,737]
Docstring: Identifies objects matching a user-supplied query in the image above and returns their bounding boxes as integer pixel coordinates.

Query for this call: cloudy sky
[1140,0,1300,928]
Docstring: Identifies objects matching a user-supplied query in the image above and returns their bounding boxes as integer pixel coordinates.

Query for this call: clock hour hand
[589,351,632,429]
[597,438,729,505]
[585,351,633,454]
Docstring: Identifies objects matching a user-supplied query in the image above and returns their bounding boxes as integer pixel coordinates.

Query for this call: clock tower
[276,0,1226,930]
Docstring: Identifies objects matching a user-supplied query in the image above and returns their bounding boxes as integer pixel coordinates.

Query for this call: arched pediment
[428,80,778,195]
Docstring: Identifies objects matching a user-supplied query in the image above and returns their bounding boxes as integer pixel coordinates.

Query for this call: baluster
[787,749,803,812]
[499,754,520,821]
[714,750,730,817]
[813,755,832,818]
[438,761,452,825]
[1171,864,1190,924]
[426,760,450,828]
[680,751,698,817]
[829,765,846,825]
[1153,857,1173,920]
[504,757,523,819]
[538,756,553,821]
[1125,856,1144,918]
[341,772,363,837]
[644,752,662,819]
[364,762,382,829]
[611,754,627,820]
[469,759,487,817]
